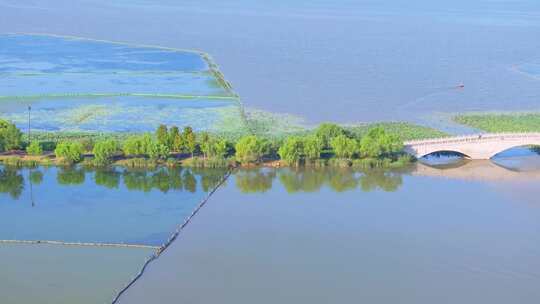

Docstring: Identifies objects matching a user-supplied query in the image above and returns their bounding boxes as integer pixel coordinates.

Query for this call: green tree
[303,136,322,161]
[93,139,118,166]
[54,142,84,164]
[330,135,358,159]
[147,142,170,160]
[278,136,304,165]
[183,127,196,157]
[235,135,269,164]
[359,127,403,158]
[201,137,229,159]
[315,123,346,149]
[122,135,145,156]
[0,119,22,152]
[169,126,181,152]
[26,141,43,156]
[156,124,169,148]
[200,132,211,158]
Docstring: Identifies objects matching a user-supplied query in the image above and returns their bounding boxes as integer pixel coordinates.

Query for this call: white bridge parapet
[404,133,540,160]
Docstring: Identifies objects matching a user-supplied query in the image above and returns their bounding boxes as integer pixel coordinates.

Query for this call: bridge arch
[417,150,471,159]
[490,144,540,158]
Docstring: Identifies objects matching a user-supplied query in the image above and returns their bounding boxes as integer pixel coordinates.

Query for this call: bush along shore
[0,119,417,169]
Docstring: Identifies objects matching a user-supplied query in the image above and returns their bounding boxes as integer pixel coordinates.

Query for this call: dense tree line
[1,120,407,168]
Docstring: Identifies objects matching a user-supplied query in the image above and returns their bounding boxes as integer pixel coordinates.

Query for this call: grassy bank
[454,113,540,132]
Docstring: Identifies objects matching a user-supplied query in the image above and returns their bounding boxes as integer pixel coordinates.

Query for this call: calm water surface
[119,164,540,303]
[0,165,227,304]
[1,0,539,125]
[0,166,225,245]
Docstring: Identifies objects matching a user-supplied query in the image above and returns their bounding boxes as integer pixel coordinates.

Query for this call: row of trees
[2,120,406,167]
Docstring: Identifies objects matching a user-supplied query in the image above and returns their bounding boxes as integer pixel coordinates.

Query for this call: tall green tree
[303,136,322,161]
[200,132,211,158]
[156,124,169,147]
[183,127,196,157]
[169,126,181,152]
[0,119,22,152]
[330,135,358,159]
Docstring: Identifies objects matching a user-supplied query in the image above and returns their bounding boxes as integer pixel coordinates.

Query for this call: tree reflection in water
[241,168,405,194]
[0,167,24,199]
[0,165,230,201]
[57,167,86,185]
[235,169,276,193]
[0,165,406,201]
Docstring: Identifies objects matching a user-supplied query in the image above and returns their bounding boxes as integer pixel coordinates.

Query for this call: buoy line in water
[110,170,233,304]
[0,239,160,249]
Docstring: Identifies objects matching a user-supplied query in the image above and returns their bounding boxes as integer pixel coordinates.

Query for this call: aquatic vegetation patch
[0,96,249,134]
[0,34,242,134]
[454,112,540,132]
[346,122,448,141]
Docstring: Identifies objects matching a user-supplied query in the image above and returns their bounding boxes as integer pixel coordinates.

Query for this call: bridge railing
[404,132,540,146]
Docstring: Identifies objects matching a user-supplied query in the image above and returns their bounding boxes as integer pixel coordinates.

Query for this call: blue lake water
[0,166,226,246]
[1,0,538,125]
[119,166,540,304]
[0,243,154,304]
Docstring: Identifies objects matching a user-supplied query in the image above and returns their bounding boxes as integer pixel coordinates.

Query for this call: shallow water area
[119,165,540,304]
[0,96,244,133]
[0,34,244,133]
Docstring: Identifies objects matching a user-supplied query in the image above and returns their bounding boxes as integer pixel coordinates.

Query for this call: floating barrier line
[0,70,214,77]
[0,93,237,100]
[3,32,207,55]
[110,170,233,304]
[0,239,160,250]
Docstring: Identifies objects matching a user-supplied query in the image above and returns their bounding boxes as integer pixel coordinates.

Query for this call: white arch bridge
[404,133,540,160]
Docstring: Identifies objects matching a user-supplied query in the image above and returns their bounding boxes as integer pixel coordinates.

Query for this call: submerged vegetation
[454,113,540,132]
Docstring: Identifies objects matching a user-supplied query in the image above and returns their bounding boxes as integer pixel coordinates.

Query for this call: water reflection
[237,168,409,194]
[0,166,228,201]
[0,165,229,245]
[0,167,24,199]
[2,155,540,200]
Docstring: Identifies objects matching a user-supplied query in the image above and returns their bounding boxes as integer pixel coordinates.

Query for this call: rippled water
[119,164,540,304]
[2,0,539,124]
